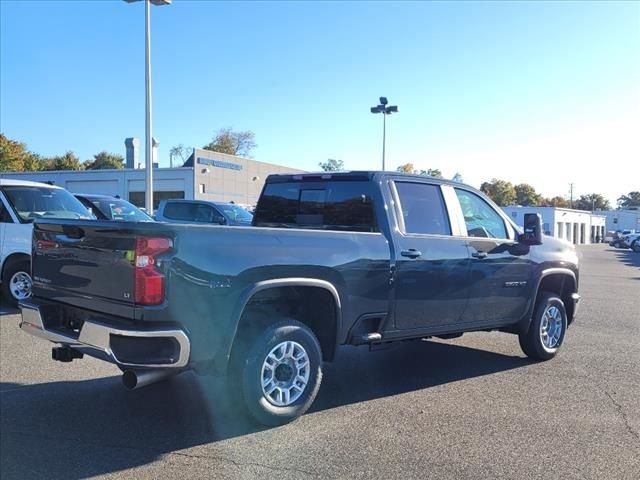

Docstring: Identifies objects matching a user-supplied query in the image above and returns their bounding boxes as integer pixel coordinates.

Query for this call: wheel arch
[229,278,342,363]
[1,252,31,280]
[525,268,577,330]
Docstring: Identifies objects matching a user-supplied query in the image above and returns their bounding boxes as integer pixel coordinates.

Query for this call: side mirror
[520,213,543,245]
[213,216,226,225]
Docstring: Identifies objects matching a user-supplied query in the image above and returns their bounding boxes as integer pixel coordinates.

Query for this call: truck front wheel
[1,259,32,308]
[230,318,323,426]
[519,293,567,361]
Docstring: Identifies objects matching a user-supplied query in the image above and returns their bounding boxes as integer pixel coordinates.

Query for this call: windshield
[90,198,153,222]
[2,186,94,222]
[219,204,253,223]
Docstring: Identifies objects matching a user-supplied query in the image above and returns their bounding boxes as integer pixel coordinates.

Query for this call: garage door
[65,180,120,196]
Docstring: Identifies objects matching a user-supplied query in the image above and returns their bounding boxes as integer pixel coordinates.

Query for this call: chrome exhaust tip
[122,369,179,390]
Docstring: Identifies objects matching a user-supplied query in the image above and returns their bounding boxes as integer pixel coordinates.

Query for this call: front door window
[454,188,508,239]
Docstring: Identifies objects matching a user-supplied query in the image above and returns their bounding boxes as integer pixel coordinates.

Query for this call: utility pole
[569,183,574,209]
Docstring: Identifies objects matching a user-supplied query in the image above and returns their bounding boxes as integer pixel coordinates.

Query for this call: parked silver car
[155,199,253,226]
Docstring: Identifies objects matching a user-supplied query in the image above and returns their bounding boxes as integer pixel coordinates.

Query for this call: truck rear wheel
[519,293,567,361]
[229,318,323,426]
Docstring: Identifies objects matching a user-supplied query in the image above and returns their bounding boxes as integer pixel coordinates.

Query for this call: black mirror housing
[520,213,543,245]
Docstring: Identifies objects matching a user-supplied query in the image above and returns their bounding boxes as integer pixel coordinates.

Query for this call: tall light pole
[370,96,398,170]
[569,182,574,209]
[124,0,171,213]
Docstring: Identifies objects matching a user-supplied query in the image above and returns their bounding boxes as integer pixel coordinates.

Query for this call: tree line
[1,133,125,171]
[0,128,259,173]
[478,178,617,210]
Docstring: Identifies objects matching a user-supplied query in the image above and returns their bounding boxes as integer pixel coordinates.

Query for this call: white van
[0,179,93,307]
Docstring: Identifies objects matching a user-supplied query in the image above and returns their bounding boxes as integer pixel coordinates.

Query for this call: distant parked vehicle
[610,230,635,248]
[155,199,253,226]
[0,179,94,306]
[621,233,640,250]
[74,194,154,222]
[604,231,617,243]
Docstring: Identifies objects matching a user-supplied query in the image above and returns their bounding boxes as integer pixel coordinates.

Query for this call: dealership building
[599,208,640,232]
[503,206,607,245]
[0,144,304,209]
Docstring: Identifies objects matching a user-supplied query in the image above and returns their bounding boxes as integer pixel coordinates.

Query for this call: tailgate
[31,219,171,318]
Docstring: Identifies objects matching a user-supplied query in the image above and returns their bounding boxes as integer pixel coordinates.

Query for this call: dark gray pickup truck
[19,171,580,425]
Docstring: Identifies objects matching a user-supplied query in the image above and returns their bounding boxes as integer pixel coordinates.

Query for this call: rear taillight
[134,236,172,305]
[36,239,59,249]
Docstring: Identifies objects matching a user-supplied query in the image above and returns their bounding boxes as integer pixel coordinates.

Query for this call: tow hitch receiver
[52,347,84,362]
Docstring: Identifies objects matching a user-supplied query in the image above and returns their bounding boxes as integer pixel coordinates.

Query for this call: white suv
[0,179,93,307]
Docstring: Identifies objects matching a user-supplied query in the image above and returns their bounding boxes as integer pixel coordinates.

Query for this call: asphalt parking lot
[1,244,638,479]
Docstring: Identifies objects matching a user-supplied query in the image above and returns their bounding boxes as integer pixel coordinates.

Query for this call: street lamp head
[379,97,388,105]
[124,0,172,5]
[386,105,398,113]
[371,106,383,114]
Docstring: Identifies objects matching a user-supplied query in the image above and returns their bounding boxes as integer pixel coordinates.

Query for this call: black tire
[1,259,32,308]
[229,318,323,426]
[519,293,567,361]
[632,240,640,253]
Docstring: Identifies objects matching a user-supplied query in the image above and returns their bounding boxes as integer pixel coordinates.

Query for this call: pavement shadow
[0,306,19,316]
[1,340,529,479]
[1,373,216,480]
[311,340,529,412]
[612,249,640,269]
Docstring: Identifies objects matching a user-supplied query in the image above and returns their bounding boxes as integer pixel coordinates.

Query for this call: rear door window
[394,182,451,235]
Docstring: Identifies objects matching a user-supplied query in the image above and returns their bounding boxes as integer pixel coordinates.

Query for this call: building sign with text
[197,157,243,171]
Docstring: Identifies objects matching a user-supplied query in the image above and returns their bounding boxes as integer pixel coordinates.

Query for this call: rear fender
[213,278,342,372]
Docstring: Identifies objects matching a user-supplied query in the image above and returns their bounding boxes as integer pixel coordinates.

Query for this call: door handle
[471,251,488,259]
[61,226,84,240]
[56,225,84,242]
[401,249,422,259]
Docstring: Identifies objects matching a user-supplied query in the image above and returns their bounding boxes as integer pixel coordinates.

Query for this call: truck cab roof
[265,171,466,187]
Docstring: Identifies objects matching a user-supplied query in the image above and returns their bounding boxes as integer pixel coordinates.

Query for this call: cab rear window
[253,181,377,232]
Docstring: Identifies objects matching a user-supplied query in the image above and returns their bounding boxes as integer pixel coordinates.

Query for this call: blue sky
[1,0,639,203]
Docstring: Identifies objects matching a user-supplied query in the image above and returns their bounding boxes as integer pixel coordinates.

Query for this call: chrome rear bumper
[19,302,190,369]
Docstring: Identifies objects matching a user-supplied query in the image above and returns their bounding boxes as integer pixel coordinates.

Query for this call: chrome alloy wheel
[9,271,32,301]
[261,341,310,407]
[540,305,563,349]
